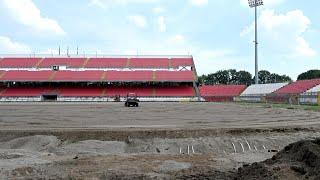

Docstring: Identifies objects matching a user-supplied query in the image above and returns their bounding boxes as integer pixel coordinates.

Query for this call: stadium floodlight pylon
[248,0,263,84]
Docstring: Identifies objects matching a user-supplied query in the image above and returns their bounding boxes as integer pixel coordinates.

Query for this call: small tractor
[124,93,139,107]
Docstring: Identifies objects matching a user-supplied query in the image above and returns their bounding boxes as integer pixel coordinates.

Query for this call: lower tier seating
[0,86,196,97]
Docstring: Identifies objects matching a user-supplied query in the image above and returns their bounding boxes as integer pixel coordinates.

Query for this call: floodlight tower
[248,0,263,84]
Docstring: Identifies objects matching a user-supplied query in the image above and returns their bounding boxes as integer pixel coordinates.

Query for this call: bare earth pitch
[0,102,319,130]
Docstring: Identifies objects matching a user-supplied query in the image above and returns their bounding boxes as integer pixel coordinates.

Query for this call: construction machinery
[125,93,139,107]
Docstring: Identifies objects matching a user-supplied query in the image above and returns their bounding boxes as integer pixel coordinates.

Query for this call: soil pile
[236,139,320,180]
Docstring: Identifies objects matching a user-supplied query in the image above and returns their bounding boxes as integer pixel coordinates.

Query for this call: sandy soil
[0,102,319,179]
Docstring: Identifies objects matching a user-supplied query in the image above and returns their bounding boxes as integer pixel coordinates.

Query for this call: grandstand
[305,84,320,93]
[267,79,320,104]
[240,83,288,102]
[199,85,246,102]
[0,56,200,102]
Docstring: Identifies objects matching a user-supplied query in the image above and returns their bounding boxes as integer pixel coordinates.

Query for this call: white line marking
[263,145,266,150]
[232,143,236,153]
[191,145,195,154]
[254,145,258,151]
[245,140,251,150]
[240,142,245,152]
[179,147,182,154]
[187,145,190,155]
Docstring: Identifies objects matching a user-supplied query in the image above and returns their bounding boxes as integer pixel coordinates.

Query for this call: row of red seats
[0,86,195,97]
[199,85,247,97]
[273,79,320,94]
[0,70,195,82]
[0,57,194,68]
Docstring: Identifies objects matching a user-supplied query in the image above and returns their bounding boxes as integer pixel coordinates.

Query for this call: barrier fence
[237,93,320,106]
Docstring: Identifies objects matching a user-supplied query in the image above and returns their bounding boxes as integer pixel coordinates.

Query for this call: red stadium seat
[0,70,53,81]
[171,58,193,68]
[85,58,127,68]
[59,87,104,97]
[38,58,86,68]
[0,87,56,97]
[52,71,104,82]
[200,85,247,97]
[106,71,153,82]
[0,58,41,68]
[129,58,169,68]
[273,79,320,94]
[105,87,154,97]
[156,71,195,82]
[155,86,195,97]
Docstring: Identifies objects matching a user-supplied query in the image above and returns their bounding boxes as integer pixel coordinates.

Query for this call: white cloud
[0,36,31,53]
[189,0,208,7]
[127,15,148,28]
[89,0,107,9]
[240,0,285,7]
[168,35,185,44]
[153,7,165,14]
[2,0,65,35]
[89,0,157,8]
[194,49,240,74]
[241,9,316,57]
[295,37,316,57]
[157,16,166,32]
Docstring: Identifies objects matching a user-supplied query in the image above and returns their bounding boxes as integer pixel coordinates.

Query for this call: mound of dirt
[0,135,60,152]
[236,139,320,180]
[55,140,126,155]
[159,160,191,173]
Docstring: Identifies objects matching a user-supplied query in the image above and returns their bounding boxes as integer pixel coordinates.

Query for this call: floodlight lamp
[248,0,263,8]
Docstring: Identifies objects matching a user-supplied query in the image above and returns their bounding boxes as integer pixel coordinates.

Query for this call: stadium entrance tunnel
[41,94,58,101]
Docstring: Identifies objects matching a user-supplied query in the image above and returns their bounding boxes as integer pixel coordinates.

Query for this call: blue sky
[0,0,319,79]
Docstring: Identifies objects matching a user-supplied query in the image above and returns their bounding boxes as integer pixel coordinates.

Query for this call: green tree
[199,69,252,85]
[252,70,291,84]
[234,71,252,85]
[269,73,292,83]
[297,70,320,80]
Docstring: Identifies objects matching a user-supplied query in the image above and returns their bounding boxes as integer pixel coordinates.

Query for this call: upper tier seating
[0,57,195,69]
[38,58,86,68]
[240,83,288,96]
[129,58,169,68]
[85,58,127,68]
[200,85,247,97]
[273,79,320,94]
[171,58,193,68]
[0,58,41,68]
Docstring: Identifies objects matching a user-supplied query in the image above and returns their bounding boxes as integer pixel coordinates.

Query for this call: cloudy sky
[0,0,319,79]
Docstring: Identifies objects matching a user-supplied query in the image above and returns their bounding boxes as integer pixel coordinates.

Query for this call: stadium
[1,55,320,179]
[0,55,201,102]
[1,55,320,105]
[1,0,320,179]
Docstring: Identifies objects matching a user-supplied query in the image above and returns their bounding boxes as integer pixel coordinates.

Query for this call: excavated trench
[0,128,319,179]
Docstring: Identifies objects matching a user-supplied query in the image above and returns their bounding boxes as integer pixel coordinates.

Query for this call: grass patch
[236,102,320,112]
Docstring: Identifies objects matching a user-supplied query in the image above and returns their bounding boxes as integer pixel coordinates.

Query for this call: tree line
[198,69,292,85]
[199,69,320,86]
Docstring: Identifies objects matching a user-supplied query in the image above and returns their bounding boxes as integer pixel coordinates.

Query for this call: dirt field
[0,102,320,179]
[1,102,320,130]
